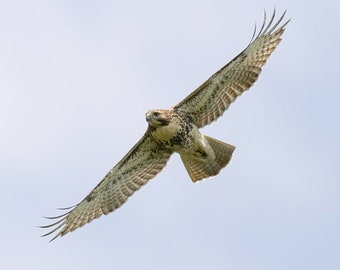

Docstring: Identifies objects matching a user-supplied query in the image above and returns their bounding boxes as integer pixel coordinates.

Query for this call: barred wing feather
[174,10,289,128]
[41,134,172,241]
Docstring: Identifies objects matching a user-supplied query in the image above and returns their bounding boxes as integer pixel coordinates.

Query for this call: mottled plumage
[41,10,289,241]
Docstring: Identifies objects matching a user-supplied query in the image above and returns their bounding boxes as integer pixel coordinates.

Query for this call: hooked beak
[145,111,153,122]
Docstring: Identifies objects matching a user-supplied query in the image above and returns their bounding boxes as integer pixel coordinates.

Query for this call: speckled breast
[151,112,195,150]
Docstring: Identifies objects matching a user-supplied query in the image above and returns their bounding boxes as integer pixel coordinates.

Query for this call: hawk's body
[146,109,235,181]
[42,10,289,241]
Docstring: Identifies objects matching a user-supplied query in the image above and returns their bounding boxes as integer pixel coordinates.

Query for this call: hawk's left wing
[173,10,289,128]
[41,133,172,241]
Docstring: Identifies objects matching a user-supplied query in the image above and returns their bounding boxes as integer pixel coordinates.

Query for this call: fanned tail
[180,135,235,182]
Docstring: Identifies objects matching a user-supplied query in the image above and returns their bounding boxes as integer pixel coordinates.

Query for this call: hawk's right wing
[41,133,173,241]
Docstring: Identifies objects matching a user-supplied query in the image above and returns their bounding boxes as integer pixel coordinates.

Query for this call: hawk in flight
[42,10,289,241]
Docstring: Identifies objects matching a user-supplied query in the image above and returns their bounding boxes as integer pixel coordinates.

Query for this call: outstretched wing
[41,133,173,241]
[173,10,289,128]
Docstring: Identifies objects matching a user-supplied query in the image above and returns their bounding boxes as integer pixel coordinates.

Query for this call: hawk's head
[146,109,172,127]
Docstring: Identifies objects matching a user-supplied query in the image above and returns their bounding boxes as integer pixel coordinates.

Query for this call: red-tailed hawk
[41,10,289,241]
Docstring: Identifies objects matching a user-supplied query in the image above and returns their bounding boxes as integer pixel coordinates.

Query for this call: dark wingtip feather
[248,9,290,44]
[39,205,76,242]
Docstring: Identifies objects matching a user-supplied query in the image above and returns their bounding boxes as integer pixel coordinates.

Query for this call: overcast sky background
[1,1,339,269]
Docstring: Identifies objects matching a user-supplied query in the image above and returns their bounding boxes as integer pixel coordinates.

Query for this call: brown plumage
[41,10,289,241]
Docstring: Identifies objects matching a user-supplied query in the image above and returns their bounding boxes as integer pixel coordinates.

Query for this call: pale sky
[1,1,339,270]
